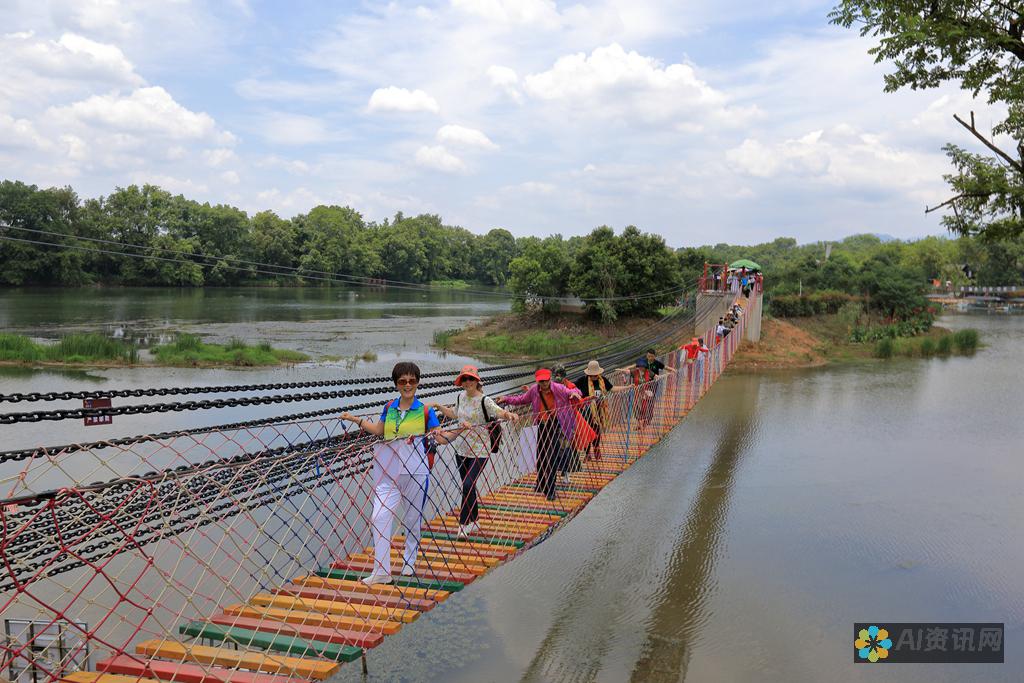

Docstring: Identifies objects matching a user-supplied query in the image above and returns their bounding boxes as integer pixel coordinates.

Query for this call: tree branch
[954,112,1024,172]
[925,192,994,214]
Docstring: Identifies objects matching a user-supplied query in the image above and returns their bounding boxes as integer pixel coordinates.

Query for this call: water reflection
[627,380,757,682]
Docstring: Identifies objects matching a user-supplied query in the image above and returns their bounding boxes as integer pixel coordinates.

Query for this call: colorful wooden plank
[177,622,362,663]
[133,639,339,680]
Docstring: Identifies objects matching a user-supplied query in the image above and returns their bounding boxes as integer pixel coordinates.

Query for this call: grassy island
[150,334,309,367]
[0,333,308,368]
[433,312,663,360]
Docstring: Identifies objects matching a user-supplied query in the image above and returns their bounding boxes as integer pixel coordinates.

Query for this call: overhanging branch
[954,112,1024,173]
[925,191,994,214]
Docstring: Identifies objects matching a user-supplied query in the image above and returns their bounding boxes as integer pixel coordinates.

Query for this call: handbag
[481,394,502,453]
[461,392,502,453]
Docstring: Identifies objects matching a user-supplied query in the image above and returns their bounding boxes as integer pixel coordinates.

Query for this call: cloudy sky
[0,0,1003,246]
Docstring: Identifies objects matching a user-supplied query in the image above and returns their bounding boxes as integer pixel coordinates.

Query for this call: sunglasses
[396,377,419,387]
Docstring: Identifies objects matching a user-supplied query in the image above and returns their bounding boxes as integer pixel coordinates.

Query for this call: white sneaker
[465,521,481,536]
[361,573,392,586]
[456,524,469,538]
[561,474,571,486]
[400,565,416,577]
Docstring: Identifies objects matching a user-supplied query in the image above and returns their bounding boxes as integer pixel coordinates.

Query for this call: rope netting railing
[0,298,749,683]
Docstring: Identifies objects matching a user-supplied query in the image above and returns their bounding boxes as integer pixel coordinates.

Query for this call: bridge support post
[744,291,763,343]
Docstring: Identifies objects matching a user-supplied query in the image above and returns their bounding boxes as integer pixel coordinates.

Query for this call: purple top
[503,381,581,440]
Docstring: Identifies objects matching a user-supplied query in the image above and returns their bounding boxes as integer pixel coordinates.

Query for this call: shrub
[935,334,953,355]
[952,328,979,353]
[432,328,462,349]
[919,338,935,357]
[769,290,860,317]
[873,338,894,358]
[173,334,202,352]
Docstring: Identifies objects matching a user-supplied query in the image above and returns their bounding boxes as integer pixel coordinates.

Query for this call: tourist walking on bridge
[498,369,581,500]
[340,361,449,585]
[574,360,617,461]
[427,365,517,538]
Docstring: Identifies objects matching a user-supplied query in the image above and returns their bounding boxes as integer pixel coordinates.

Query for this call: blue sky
[0,0,1001,247]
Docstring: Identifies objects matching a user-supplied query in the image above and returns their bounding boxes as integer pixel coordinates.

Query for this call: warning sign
[83,398,113,426]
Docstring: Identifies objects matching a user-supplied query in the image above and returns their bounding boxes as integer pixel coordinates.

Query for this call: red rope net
[1,300,751,683]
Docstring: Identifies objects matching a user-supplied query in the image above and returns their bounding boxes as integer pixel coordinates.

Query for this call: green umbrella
[729,259,762,271]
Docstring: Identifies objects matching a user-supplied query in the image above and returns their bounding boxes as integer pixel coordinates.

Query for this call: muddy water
[330,314,1023,683]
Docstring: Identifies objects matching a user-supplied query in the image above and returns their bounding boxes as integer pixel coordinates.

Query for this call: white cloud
[436,124,498,150]
[0,114,50,150]
[219,170,240,185]
[486,65,522,102]
[49,87,226,141]
[255,186,326,212]
[506,180,557,194]
[0,31,143,105]
[727,125,946,199]
[523,43,755,130]
[234,78,344,102]
[415,145,465,172]
[202,148,237,167]
[451,0,563,29]
[56,0,134,39]
[367,86,440,114]
[727,132,829,178]
[258,113,332,145]
[256,156,312,175]
[131,173,209,195]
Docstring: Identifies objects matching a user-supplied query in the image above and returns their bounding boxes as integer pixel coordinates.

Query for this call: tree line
[3,179,1021,322]
[680,233,1024,318]
[0,180,681,319]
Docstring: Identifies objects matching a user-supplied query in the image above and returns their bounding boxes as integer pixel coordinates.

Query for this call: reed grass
[152,334,308,367]
[0,333,138,364]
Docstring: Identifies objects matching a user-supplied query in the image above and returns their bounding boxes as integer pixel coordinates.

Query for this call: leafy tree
[829,0,1024,240]
[476,228,517,285]
[295,205,380,282]
[569,226,626,321]
[250,211,297,273]
[0,181,85,285]
[508,236,572,313]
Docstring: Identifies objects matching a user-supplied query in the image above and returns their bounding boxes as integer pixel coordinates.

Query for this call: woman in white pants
[341,361,450,586]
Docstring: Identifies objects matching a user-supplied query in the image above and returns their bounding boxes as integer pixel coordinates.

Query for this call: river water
[332,313,1023,683]
[0,287,510,457]
[0,289,1021,682]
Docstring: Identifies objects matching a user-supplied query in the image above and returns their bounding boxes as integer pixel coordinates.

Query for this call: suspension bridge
[0,284,762,683]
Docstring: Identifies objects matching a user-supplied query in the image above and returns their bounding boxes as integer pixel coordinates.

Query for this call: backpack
[422,409,438,469]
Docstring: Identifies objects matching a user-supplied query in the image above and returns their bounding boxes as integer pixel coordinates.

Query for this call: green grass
[472,331,604,357]
[871,328,981,360]
[152,334,309,367]
[432,328,462,350]
[428,279,470,289]
[952,328,979,353]
[919,338,936,357]
[0,333,138,364]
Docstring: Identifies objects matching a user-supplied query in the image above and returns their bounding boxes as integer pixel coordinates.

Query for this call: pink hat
[454,364,482,386]
[535,368,552,381]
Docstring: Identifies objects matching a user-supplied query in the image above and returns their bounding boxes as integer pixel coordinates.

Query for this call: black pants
[536,419,558,499]
[456,455,486,525]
